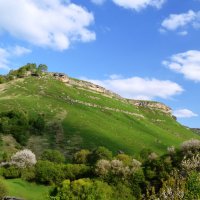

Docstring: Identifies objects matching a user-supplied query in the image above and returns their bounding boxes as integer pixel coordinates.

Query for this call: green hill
[0,66,199,158]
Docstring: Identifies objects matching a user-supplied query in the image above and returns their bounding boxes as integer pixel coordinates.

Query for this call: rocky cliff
[51,73,172,115]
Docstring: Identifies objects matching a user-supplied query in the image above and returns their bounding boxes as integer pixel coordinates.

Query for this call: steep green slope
[0,75,199,157]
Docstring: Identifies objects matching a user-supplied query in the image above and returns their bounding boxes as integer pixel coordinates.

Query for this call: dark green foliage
[73,149,91,164]
[41,149,65,164]
[35,161,64,185]
[3,166,21,179]
[38,64,48,73]
[112,182,136,200]
[89,146,113,164]
[139,148,153,160]
[62,164,91,180]
[0,110,46,145]
[130,169,146,199]
[0,63,48,84]
[35,161,90,185]
[0,75,6,84]
[143,155,173,191]
[0,110,29,145]
[50,178,114,200]
[30,114,46,133]
[185,171,200,199]
[21,167,36,182]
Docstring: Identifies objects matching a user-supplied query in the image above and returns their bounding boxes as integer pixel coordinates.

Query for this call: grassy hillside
[0,74,199,157]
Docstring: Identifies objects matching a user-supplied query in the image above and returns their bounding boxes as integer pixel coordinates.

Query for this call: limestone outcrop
[129,100,172,114]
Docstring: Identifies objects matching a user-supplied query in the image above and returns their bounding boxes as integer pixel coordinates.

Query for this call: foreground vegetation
[0,64,200,199]
[0,139,199,199]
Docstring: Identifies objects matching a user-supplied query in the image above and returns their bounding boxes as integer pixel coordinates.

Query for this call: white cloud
[83,76,183,100]
[109,74,123,79]
[91,0,106,5]
[161,10,200,34]
[178,31,188,36]
[173,109,198,118]
[11,46,32,56]
[0,46,31,70]
[112,0,166,11]
[0,0,95,51]
[163,50,200,82]
[0,48,10,70]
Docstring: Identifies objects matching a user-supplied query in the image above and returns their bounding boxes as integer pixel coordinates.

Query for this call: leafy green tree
[41,149,65,164]
[38,64,48,72]
[35,161,64,184]
[73,149,91,164]
[89,146,113,164]
[50,178,113,200]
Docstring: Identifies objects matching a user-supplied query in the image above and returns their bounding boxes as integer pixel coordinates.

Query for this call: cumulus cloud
[161,10,200,34]
[83,76,183,100]
[0,46,31,70]
[91,0,106,5]
[163,50,200,82]
[11,46,32,56]
[112,0,166,11]
[0,0,95,51]
[173,109,198,118]
[0,48,10,70]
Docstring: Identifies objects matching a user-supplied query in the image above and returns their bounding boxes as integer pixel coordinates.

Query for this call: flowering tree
[11,149,37,168]
[181,139,200,154]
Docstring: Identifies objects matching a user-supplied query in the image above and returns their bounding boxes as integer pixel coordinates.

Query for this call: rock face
[129,100,172,114]
[51,72,69,83]
[51,73,172,115]
[67,79,122,99]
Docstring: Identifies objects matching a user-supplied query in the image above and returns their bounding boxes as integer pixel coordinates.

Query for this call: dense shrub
[185,171,200,199]
[63,164,91,180]
[181,139,200,154]
[0,110,46,145]
[3,166,21,179]
[21,167,36,181]
[35,161,64,184]
[73,149,91,164]
[89,146,113,164]
[41,149,65,164]
[50,178,114,200]
[35,160,90,185]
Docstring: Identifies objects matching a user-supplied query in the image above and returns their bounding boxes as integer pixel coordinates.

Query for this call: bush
[41,149,65,164]
[3,166,21,179]
[73,149,91,164]
[50,178,113,200]
[35,161,64,185]
[181,139,200,154]
[63,164,91,180]
[89,146,113,164]
[185,171,200,199]
[21,167,36,181]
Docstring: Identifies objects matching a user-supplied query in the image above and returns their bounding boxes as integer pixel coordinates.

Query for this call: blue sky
[0,0,200,127]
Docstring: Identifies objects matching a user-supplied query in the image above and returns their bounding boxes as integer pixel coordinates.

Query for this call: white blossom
[11,149,37,168]
[181,139,200,152]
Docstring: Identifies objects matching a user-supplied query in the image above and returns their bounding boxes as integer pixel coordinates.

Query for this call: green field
[2,178,50,200]
[0,76,199,157]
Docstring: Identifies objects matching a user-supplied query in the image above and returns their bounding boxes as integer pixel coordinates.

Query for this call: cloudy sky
[0,0,199,127]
